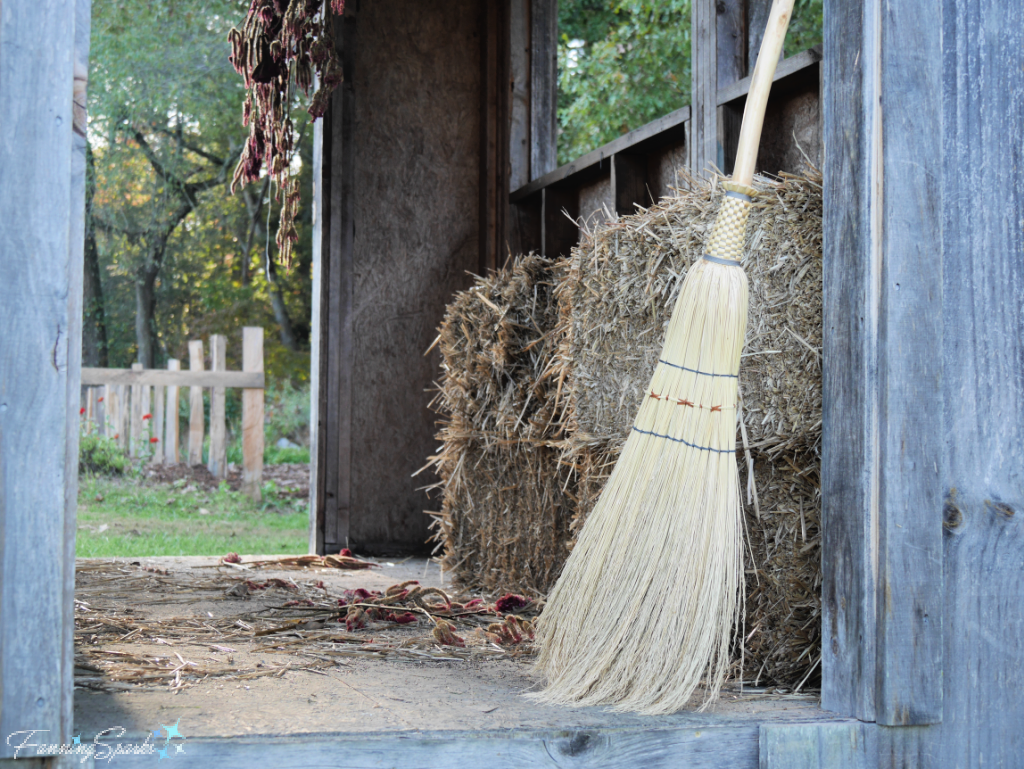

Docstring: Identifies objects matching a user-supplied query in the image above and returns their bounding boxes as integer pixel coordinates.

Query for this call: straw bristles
[533,233,748,713]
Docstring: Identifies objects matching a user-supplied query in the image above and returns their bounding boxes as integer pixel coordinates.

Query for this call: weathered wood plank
[0,0,77,757]
[187,341,204,466]
[936,0,1024,761]
[165,359,180,464]
[873,0,944,726]
[88,725,767,769]
[207,334,227,479]
[716,47,821,106]
[240,327,264,501]
[81,368,264,389]
[530,0,557,178]
[760,723,877,769]
[690,0,717,177]
[820,0,878,722]
[823,0,944,727]
[509,0,531,190]
[510,105,690,202]
[480,0,510,274]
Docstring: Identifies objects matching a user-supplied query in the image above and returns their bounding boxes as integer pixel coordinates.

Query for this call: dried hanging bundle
[228,0,345,268]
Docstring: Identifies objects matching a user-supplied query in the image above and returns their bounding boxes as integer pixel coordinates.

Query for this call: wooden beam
[511,106,691,202]
[0,0,78,757]
[760,723,878,769]
[480,0,511,273]
[690,0,717,177]
[81,368,264,389]
[509,0,531,190]
[152,378,164,464]
[821,0,943,726]
[529,0,557,178]
[716,47,821,107]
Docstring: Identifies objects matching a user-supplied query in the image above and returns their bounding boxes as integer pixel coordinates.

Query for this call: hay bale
[427,173,825,686]
[740,450,821,688]
[561,171,822,458]
[426,254,572,594]
[557,171,823,686]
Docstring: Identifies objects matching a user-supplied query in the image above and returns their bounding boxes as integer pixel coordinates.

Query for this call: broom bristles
[532,256,747,715]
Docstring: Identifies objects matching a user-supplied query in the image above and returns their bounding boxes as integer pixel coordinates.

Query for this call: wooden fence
[79,327,266,500]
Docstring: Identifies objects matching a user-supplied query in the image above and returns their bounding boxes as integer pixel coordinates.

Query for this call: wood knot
[985,499,1015,518]
[942,501,963,530]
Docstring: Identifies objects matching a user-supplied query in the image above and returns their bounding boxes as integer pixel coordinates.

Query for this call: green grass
[77,475,308,558]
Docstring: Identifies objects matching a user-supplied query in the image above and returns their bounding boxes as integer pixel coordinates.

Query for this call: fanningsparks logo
[6,718,187,762]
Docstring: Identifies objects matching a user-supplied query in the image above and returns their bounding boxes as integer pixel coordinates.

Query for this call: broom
[532,0,796,715]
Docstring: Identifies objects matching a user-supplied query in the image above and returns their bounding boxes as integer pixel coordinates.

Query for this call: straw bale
[561,171,822,459]
[426,254,573,594]
[740,450,821,689]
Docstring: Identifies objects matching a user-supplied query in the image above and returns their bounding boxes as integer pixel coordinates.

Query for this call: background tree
[556,0,822,165]
[88,0,312,378]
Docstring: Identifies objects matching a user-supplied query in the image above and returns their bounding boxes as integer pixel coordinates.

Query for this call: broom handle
[732,0,796,186]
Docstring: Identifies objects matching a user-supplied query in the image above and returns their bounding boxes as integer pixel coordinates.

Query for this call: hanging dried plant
[228,0,345,268]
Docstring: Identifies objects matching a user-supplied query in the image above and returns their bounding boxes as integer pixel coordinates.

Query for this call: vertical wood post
[0,0,80,753]
[509,0,532,190]
[129,362,143,457]
[165,358,180,464]
[691,0,718,177]
[97,384,107,436]
[822,0,944,726]
[152,380,164,464]
[140,378,151,454]
[241,327,264,501]
[188,340,204,465]
[530,0,557,178]
[207,334,227,479]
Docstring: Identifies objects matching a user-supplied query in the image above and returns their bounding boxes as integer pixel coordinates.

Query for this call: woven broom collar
[706,181,757,262]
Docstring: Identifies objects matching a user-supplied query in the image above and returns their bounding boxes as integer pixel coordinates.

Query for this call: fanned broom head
[533,182,756,714]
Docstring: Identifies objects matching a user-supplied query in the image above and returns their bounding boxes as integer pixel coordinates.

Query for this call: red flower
[97,397,104,403]
[150,437,159,443]
[113,434,119,439]
[142,413,152,420]
[79,407,86,414]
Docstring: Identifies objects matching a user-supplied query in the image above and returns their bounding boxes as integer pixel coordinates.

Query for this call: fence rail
[79,328,266,501]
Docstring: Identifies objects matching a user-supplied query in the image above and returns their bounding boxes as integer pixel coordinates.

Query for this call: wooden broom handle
[732,0,796,186]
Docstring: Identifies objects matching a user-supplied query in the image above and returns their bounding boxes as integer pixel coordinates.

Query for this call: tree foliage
[88,0,312,380]
[556,0,823,166]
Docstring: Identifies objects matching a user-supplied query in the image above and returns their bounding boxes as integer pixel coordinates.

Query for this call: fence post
[96,385,106,436]
[166,358,180,464]
[207,334,227,479]
[241,327,264,501]
[129,362,143,457]
[152,379,164,464]
[188,340,204,465]
[140,375,152,456]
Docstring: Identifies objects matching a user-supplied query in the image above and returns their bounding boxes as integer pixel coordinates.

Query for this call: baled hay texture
[534,250,748,714]
[741,450,821,689]
[426,254,572,594]
[562,171,822,460]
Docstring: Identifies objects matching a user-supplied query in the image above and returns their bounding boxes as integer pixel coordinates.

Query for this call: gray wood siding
[0,0,79,758]
[938,0,1024,762]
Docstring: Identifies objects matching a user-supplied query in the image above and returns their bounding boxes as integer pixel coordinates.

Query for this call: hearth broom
[532,0,796,714]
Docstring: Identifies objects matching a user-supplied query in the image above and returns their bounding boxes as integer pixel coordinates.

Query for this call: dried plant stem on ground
[75,561,538,693]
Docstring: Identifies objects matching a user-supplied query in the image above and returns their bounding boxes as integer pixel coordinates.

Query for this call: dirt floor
[143,462,310,498]
[73,556,823,742]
